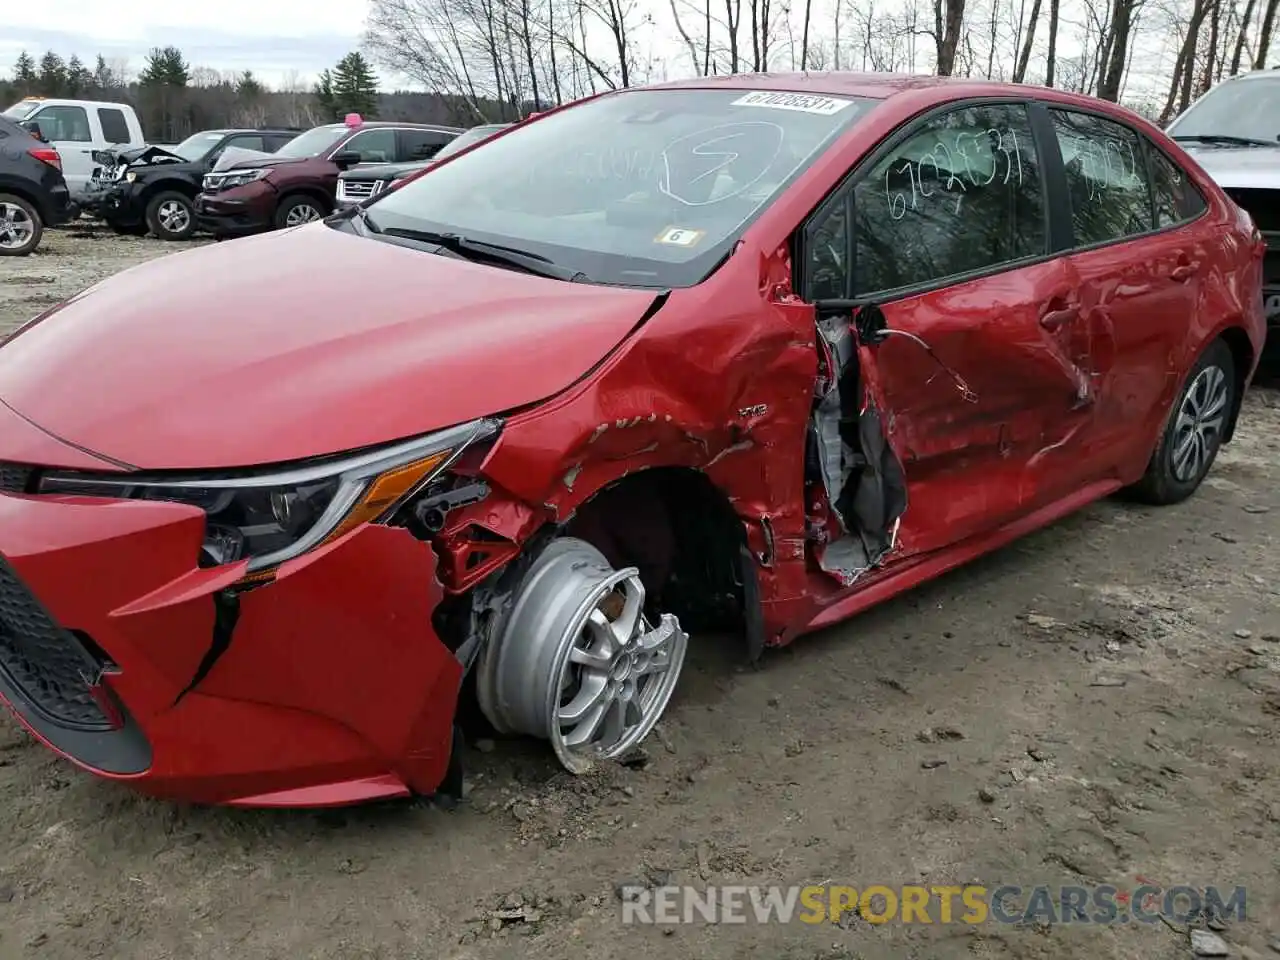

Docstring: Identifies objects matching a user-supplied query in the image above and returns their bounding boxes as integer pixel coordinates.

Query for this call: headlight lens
[217,168,269,190]
[38,419,499,576]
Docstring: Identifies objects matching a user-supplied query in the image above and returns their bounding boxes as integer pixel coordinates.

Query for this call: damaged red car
[0,74,1266,808]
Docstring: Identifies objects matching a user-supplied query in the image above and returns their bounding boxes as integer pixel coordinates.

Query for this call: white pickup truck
[2,98,146,203]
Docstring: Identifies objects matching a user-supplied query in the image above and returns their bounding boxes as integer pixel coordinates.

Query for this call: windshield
[366,89,872,287]
[172,131,226,161]
[2,100,40,120]
[433,125,507,161]
[1168,76,1280,144]
[276,125,347,159]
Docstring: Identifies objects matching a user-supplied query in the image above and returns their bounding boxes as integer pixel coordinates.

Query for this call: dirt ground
[1,225,1278,960]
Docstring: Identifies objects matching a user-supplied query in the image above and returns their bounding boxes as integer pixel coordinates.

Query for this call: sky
[0,0,368,89]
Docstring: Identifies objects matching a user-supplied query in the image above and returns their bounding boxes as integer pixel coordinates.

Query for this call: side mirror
[332,150,362,170]
[20,120,47,142]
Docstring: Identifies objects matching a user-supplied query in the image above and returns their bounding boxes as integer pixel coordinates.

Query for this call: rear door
[27,104,97,195]
[1045,108,1208,473]
[799,99,1107,580]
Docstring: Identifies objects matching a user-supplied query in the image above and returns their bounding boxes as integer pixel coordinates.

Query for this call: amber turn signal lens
[320,450,450,546]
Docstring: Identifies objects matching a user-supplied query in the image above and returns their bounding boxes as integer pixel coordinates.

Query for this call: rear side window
[227,135,266,153]
[1149,147,1207,227]
[1050,109,1153,246]
[399,129,455,162]
[30,105,91,142]
[342,128,396,163]
[98,108,130,144]
[809,102,1047,299]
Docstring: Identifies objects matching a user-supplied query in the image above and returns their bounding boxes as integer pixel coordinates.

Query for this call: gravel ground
[1,226,1279,960]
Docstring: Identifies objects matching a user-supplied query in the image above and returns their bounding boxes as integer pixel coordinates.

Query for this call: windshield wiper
[1172,134,1277,147]
[378,225,589,282]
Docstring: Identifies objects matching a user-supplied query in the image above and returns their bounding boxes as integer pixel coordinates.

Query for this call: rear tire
[145,191,197,241]
[0,194,43,256]
[1130,338,1235,505]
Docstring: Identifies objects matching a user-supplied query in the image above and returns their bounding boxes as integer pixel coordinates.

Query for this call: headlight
[124,170,136,183]
[216,168,269,190]
[38,419,499,577]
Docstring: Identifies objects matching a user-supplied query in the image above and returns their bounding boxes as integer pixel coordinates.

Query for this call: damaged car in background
[84,128,301,240]
[1167,67,1280,365]
[0,75,1266,809]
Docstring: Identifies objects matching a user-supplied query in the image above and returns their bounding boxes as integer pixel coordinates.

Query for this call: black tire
[144,190,197,241]
[109,222,148,237]
[1130,338,1235,506]
[273,194,328,230]
[0,193,44,256]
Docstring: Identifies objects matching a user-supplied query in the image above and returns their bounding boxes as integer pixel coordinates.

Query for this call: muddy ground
[0,225,1278,960]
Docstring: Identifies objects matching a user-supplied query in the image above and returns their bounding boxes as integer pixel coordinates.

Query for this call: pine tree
[37,51,67,96]
[236,70,264,99]
[314,69,338,121]
[139,46,189,87]
[93,54,116,91]
[65,55,92,96]
[331,52,379,118]
[12,52,38,96]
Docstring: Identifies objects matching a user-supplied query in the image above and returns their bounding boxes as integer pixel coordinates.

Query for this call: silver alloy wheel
[285,203,323,226]
[0,202,35,251]
[476,538,688,774]
[157,199,190,234]
[1171,363,1229,483]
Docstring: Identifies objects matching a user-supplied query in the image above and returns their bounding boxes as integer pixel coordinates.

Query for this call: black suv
[87,128,299,240]
[0,115,71,256]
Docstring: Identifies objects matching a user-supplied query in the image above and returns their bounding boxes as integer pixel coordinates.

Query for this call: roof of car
[640,70,1107,105]
[347,121,466,132]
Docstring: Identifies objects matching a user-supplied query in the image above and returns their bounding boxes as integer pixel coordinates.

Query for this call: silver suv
[1169,69,1280,362]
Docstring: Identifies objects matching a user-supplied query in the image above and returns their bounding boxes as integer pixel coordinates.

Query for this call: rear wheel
[273,195,327,230]
[145,191,197,241]
[0,194,43,256]
[1131,338,1235,505]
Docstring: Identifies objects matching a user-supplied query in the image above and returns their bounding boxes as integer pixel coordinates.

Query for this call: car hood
[342,160,432,181]
[1182,144,1280,190]
[0,225,662,471]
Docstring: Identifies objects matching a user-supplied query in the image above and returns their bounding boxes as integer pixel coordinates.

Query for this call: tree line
[365,0,1280,122]
[0,47,520,143]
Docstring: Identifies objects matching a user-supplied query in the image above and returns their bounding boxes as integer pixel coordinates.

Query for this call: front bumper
[93,182,146,228]
[0,489,462,807]
[195,186,273,237]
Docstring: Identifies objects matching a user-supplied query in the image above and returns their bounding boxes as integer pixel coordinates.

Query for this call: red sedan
[0,73,1266,808]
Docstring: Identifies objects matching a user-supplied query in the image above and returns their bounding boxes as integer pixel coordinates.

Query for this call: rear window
[98,107,130,144]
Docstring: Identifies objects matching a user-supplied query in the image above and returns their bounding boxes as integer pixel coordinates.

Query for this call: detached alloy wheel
[0,194,43,256]
[476,538,689,773]
[145,191,197,241]
[275,196,326,230]
[1132,338,1235,505]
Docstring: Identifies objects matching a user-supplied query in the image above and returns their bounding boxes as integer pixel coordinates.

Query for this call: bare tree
[1257,0,1279,64]
[1013,0,1043,81]
[1230,0,1257,72]
[932,0,968,73]
[1097,0,1143,100]
[1045,0,1062,83]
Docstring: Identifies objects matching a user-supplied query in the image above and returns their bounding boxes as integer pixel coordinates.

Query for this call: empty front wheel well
[563,467,751,637]
[1217,326,1254,443]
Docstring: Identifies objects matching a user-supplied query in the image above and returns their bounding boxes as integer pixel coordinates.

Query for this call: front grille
[0,464,33,493]
[338,179,380,202]
[1225,189,1280,286]
[0,554,112,731]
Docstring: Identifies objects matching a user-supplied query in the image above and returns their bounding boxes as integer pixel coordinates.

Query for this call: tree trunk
[1257,0,1279,65]
[1014,0,1042,80]
[1045,0,1061,84]
[934,0,967,74]
[800,0,814,67]
[1230,0,1256,73]
[1200,0,1222,93]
